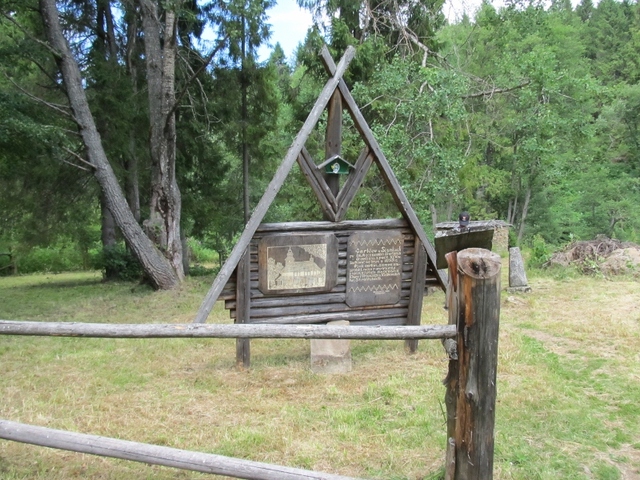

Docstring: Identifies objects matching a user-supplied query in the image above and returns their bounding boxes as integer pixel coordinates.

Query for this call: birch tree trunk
[139,0,184,281]
[39,0,180,289]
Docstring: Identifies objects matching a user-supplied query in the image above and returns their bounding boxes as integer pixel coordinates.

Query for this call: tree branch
[462,80,531,99]
[1,11,62,59]
[62,146,95,170]
[5,73,75,119]
[60,157,91,171]
[165,34,229,129]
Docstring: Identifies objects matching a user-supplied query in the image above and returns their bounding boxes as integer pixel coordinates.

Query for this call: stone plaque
[346,230,404,307]
[258,234,338,295]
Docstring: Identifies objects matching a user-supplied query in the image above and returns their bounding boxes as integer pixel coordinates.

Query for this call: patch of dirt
[547,236,640,276]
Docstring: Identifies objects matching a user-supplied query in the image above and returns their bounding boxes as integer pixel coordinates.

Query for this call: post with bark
[235,249,251,368]
[444,248,501,480]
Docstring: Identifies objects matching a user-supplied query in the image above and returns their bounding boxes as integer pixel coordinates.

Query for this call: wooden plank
[235,250,251,368]
[347,317,407,326]
[0,419,361,480]
[335,148,373,221]
[248,299,410,319]
[255,218,409,233]
[249,308,408,325]
[245,292,347,309]
[452,248,501,480]
[298,154,335,221]
[304,146,338,211]
[227,284,349,304]
[0,321,457,340]
[239,279,414,296]
[405,237,427,353]
[193,46,356,324]
[319,46,446,291]
[324,89,342,199]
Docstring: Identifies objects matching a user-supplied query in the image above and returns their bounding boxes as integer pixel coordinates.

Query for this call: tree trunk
[516,187,531,246]
[241,13,250,225]
[39,0,180,290]
[125,142,141,223]
[100,192,118,280]
[139,0,184,281]
[123,9,141,225]
[446,199,454,221]
[430,203,438,230]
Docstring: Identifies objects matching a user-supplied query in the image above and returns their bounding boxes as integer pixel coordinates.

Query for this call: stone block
[310,320,352,374]
[508,247,532,293]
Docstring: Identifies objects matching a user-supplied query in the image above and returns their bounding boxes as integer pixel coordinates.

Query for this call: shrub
[186,238,218,265]
[17,245,86,273]
[527,234,551,269]
[97,244,144,282]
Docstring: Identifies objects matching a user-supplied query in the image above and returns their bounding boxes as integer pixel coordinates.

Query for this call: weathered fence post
[235,249,251,368]
[444,248,501,480]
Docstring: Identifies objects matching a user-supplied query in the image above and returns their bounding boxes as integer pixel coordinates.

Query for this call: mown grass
[0,268,639,479]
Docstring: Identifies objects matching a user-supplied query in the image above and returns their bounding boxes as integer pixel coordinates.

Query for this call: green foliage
[3,0,640,278]
[96,244,144,282]
[186,238,218,264]
[352,58,468,223]
[10,241,97,275]
[188,264,218,277]
[527,234,552,269]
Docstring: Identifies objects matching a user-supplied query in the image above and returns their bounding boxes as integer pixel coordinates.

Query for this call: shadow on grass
[21,277,106,289]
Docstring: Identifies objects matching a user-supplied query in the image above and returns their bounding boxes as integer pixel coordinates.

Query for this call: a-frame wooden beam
[335,147,373,222]
[193,46,356,324]
[297,146,338,220]
[319,47,446,288]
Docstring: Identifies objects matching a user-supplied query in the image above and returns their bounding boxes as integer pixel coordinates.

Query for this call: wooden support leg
[405,239,428,354]
[235,250,251,369]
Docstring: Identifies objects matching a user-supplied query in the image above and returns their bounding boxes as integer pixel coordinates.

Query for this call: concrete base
[310,320,352,374]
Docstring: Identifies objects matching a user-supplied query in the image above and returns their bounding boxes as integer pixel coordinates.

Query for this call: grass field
[0,267,639,479]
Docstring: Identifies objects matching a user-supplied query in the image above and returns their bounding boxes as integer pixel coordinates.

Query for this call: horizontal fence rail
[0,419,361,480]
[0,321,456,340]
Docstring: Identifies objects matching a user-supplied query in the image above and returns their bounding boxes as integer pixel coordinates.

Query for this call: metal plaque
[346,230,404,307]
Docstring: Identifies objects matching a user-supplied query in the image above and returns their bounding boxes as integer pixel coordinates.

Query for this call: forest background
[1,0,639,286]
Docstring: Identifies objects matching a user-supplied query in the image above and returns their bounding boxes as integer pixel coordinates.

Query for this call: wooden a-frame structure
[193,46,446,363]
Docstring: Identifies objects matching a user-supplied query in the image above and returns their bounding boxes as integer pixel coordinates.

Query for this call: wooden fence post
[445,248,501,480]
[235,249,251,368]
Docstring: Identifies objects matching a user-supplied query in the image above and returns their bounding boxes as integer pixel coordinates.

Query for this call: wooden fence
[0,248,500,480]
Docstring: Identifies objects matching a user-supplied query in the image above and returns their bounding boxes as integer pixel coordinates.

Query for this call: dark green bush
[188,264,218,277]
[97,244,144,282]
[16,245,88,273]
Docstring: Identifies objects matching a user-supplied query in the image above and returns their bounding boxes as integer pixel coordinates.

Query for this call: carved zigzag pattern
[350,238,402,248]
[348,284,399,293]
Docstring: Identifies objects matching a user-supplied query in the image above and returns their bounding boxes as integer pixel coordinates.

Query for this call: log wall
[221,219,442,327]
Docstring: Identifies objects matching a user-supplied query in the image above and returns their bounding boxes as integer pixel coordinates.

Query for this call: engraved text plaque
[346,230,404,307]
